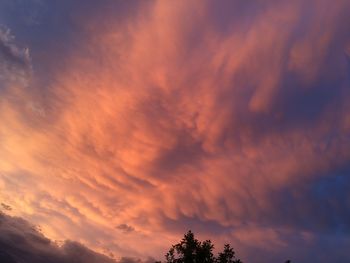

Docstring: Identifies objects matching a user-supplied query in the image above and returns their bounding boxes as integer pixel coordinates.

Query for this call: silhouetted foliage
[161,231,241,263]
[216,244,241,263]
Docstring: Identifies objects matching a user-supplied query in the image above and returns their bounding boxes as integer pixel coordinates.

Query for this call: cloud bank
[0,212,116,263]
[0,212,158,263]
[1,0,350,262]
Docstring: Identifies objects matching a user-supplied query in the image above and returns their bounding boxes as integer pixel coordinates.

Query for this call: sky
[1,0,350,262]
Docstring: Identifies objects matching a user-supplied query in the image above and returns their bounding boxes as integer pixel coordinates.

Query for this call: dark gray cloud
[116,224,135,234]
[0,212,160,263]
[0,212,117,263]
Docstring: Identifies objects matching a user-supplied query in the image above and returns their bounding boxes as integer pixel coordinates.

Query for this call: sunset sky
[1,1,350,262]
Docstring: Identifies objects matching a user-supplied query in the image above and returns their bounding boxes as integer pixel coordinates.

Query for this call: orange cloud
[1,0,350,262]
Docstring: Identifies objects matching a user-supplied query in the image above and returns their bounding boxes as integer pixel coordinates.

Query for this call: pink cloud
[1,0,350,262]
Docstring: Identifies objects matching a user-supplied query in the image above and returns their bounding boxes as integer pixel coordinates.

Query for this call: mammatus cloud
[1,0,350,262]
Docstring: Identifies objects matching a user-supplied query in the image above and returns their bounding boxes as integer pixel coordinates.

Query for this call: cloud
[116,224,135,234]
[0,212,160,263]
[118,257,156,263]
[0,0,350,262]
[0,212,117,263]
[0,25,31,90]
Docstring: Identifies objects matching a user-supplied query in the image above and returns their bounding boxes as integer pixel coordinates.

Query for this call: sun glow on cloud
[1,0,350,262]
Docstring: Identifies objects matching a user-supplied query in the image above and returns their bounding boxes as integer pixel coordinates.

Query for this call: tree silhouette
[165,231,214,263]
[162,231,242,263]
[216,244,241,263]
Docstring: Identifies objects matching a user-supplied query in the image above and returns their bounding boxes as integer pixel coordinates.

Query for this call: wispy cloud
[0,26,31,89]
